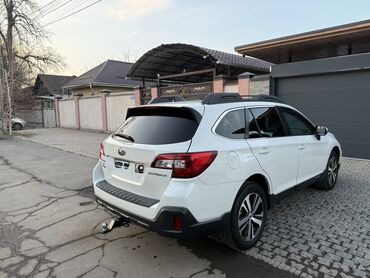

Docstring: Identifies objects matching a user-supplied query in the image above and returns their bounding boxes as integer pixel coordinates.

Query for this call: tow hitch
[100,216,130,234]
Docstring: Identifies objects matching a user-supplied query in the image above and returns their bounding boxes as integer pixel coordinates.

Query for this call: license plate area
[114,159,145,174]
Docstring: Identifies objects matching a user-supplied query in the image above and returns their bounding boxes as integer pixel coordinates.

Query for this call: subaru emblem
[118,148,126,156]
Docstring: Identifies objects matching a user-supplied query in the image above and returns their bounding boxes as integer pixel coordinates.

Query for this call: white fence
[79,97,102,130]
[56,92,135,132]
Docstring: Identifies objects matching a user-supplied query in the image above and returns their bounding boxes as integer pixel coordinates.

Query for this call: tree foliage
[0,0,62,134]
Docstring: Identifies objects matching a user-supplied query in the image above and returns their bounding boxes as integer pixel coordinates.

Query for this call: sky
[41,0,370,76]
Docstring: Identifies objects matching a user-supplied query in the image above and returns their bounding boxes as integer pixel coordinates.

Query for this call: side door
[278,106,328,184]
[246,106,299,195]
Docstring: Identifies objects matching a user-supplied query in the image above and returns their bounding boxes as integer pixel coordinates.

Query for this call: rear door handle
[298,144,305,150]
[259,147,270,155]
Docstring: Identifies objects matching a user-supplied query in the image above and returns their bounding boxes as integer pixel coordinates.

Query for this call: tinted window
[247,110,261,138]
[114,107,199,145]
[215,109,246,139]
[250,107,287,137]
[279,107,315,136]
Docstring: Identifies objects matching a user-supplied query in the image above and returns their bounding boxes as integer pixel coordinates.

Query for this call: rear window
[114,107,201,145]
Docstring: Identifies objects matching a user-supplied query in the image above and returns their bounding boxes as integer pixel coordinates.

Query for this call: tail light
[151,151,217,178]
[99,142,105,160]
[173,215,182,231]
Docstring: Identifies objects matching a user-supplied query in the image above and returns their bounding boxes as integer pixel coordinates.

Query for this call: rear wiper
[113,133,135,142]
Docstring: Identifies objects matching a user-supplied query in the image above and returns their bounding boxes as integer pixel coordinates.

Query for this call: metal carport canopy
[127,43,272,83]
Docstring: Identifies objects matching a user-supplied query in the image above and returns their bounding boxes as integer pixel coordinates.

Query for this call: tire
[12,123,22,130]
[314,151,339,190]
[226,181,267,250]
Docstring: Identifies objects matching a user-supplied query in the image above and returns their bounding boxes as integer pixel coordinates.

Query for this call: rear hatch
[101,105,203,200]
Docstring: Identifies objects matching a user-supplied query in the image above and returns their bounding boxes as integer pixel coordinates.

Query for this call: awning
[127,43,272,83]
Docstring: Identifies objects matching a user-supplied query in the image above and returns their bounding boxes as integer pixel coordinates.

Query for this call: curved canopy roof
[127,43,272,83]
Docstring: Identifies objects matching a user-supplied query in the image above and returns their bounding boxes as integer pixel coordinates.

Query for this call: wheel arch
[332,146,340,158]
[235,173,271,210]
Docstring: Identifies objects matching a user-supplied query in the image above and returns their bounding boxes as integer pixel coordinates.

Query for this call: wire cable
[41,0,75,17]
[46,0,91,21]
[42,0,102,27]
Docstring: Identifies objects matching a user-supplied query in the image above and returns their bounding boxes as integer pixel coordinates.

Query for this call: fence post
[100,90,110,131]
[134,86,142,106]
[238,72,254,96]
[54,96,62,127]
[74,95,81,129]
[151,86,159,100]
[213,75,226,93]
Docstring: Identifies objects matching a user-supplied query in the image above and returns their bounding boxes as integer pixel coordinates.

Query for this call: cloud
[107,0,172,21]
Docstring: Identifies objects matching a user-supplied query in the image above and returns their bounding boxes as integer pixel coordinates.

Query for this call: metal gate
[271,53,370,159]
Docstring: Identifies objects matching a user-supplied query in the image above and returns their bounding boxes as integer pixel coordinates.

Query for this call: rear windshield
[113,106,201,145]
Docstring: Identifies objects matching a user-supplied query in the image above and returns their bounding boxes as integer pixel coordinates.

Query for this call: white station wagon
[93,93,341,250]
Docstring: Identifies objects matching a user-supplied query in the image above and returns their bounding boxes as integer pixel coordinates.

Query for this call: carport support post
[100,90,110,131]
[238,72,254,96]
[74,95,81,129]
[134,86,142,106]
[151,86,159,100]
[213,75,226,93]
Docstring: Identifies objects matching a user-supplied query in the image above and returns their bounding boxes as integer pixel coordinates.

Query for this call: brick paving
[16,128,370,277]
[245,158,370,278]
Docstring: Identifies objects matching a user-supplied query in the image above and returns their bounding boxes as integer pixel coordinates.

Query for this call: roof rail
[201,93,284,105]
[242,94,284,103]
[201,93,243,105]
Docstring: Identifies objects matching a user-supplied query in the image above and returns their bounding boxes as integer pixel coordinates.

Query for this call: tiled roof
[37,74,76,94]
[201,46,273,73]
[63,60,143,89]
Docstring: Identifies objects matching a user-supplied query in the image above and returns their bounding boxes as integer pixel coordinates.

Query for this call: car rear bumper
[96,196,230,238]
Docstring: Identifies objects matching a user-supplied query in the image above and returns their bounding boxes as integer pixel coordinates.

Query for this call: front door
[278,107,327,184]
[246,107,299,195]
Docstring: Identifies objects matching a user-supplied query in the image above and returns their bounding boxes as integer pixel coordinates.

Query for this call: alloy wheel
[238,193,264,241]
[327,156,338,186]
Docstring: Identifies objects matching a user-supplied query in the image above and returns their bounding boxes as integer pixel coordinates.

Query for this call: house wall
[70,86,133,96]
[79,96,103,130]
[106,92,135,131]
[59,99,76,128]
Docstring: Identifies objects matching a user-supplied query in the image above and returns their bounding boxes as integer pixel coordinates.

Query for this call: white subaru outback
[93,93,341,250]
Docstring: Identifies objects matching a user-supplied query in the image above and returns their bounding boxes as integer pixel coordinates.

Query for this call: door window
[247,110,261,138]
[250,107,287,138]
[215,109,246,139]
[279,107,315,136]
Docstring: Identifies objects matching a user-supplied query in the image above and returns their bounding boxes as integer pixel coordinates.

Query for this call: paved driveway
[0,136,295,278]
[4,128,370,277]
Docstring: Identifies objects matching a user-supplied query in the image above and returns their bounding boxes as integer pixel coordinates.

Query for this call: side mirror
[316,126,328,140]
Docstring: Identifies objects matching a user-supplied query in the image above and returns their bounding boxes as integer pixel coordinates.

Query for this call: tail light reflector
[99,143,105,160]
[173,215,182,231]
[151,151,217,178]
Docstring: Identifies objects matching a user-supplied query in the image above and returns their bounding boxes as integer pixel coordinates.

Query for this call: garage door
[275,70,370,159]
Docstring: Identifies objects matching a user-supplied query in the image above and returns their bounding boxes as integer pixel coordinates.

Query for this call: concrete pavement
[9,128,370,277]
[0,137,297,278]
